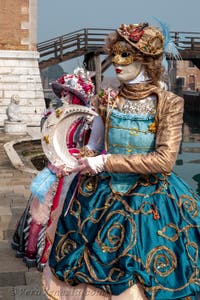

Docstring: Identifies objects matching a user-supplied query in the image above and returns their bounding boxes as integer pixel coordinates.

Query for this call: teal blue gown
[49,108,200,299]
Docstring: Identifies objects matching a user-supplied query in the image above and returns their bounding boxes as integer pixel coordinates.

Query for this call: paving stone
[13,186,26,193]
[12,207,25,215]
[0,186,15,192]
[0,272,26,288]
[0,214,17,233]
[0,286,15,300]
[0,172,15,177]
[3,228,17,240]
[0,197,12,206]
[0,240,10,249]
[0,206,12,216]
[14,286,47,300]
[2,218,20,238]
[25,270,43,286]
[0,247,27,274]
[0,129,47,296]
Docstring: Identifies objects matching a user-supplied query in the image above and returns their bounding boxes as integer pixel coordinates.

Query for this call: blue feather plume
[30,167,57,203]
[153,17,182,60]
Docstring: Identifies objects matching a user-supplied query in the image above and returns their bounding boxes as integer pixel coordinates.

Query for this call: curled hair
[104,31,120,55]
[142,55,164,85]
[105,31,164,85]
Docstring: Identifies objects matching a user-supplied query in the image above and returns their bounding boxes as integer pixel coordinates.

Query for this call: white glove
[70,154,110,175]
[48,162,70,177]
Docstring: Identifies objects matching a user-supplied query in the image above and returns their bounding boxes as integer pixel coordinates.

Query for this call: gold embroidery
[157,223,180,242]
[43,134,50,144]
[78,175,98,197]
[55,230,77,262]
[83,246,125,282]
[148,122,157,133]
[55,108,63,118]
[109,123,156,135]
[51,171,200,298]
[108,142,154,151]
[186,242,198,264]
[179,194,199,221]
[146,246,177,277]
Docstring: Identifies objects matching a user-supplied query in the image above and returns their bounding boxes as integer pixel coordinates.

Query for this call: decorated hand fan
[41,104,97,171]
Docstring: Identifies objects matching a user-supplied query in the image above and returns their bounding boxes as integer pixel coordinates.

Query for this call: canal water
[174,111,200,195]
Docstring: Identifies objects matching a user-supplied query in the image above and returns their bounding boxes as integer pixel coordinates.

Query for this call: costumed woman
[42,22,200,300]
[11,67,103,271]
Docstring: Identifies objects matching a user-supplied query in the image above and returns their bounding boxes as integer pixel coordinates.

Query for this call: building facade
[176,60,200,92]
[0,0,44,126]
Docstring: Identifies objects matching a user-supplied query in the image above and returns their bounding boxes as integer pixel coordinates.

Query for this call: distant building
[176,60,200,92]
[0,0,45,126]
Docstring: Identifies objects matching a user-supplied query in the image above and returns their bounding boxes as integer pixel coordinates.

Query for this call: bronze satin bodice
[104,88,184,174]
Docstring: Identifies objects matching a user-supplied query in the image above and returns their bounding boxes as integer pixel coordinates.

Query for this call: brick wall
[0,0,36,51]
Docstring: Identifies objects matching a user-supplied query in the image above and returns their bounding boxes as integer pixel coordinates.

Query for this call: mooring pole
[94,54,102,94]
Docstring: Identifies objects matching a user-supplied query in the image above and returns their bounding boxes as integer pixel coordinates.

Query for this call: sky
[37,0,200,74]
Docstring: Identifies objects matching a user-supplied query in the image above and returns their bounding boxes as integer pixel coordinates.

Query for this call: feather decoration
[177,33,187,50]
[162,55,169,72]
[30,167,57,203]
[153,17,182,60]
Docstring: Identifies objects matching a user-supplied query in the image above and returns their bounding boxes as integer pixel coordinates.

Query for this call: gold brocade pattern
[145,245,177,277]
[78,175,98,197]
[52,172,200,298]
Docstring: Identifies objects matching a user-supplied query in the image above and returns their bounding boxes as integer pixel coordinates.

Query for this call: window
[176,77,185,86]
[189,61,195,68]
[189,75,195,90]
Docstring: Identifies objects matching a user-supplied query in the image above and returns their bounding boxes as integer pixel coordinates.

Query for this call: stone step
[0,287,15,300]
[0,240,11,248]
[0,241,46,293]
[0,285,47,300]
[0,205,26,240]
[0,221,20,241]
[0,241,27,286]
[0,195,28,207]
[0,241,47,299]
[0,185,29,193]
[0,172,32,179]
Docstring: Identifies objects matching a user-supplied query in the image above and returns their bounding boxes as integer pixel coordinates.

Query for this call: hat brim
[117,29,163,57]
[51,82,88,104]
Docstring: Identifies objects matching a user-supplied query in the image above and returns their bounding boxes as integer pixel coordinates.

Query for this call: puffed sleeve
[104,92,184,174]
[87,115,105,153]
[79,115,105,157]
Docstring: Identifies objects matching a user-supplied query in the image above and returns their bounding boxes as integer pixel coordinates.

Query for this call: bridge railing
[37,29,200,68]
[37,28,114,60]
[171,31,200,51]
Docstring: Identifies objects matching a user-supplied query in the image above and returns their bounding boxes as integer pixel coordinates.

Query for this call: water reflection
[174,112,200,195]
[183,111,200,143]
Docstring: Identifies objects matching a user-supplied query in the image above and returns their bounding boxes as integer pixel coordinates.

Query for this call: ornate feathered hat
[51,67,95,104]
[116,22,164,56]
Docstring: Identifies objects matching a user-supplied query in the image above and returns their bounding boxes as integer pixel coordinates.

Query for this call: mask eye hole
[121,52,130,58]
